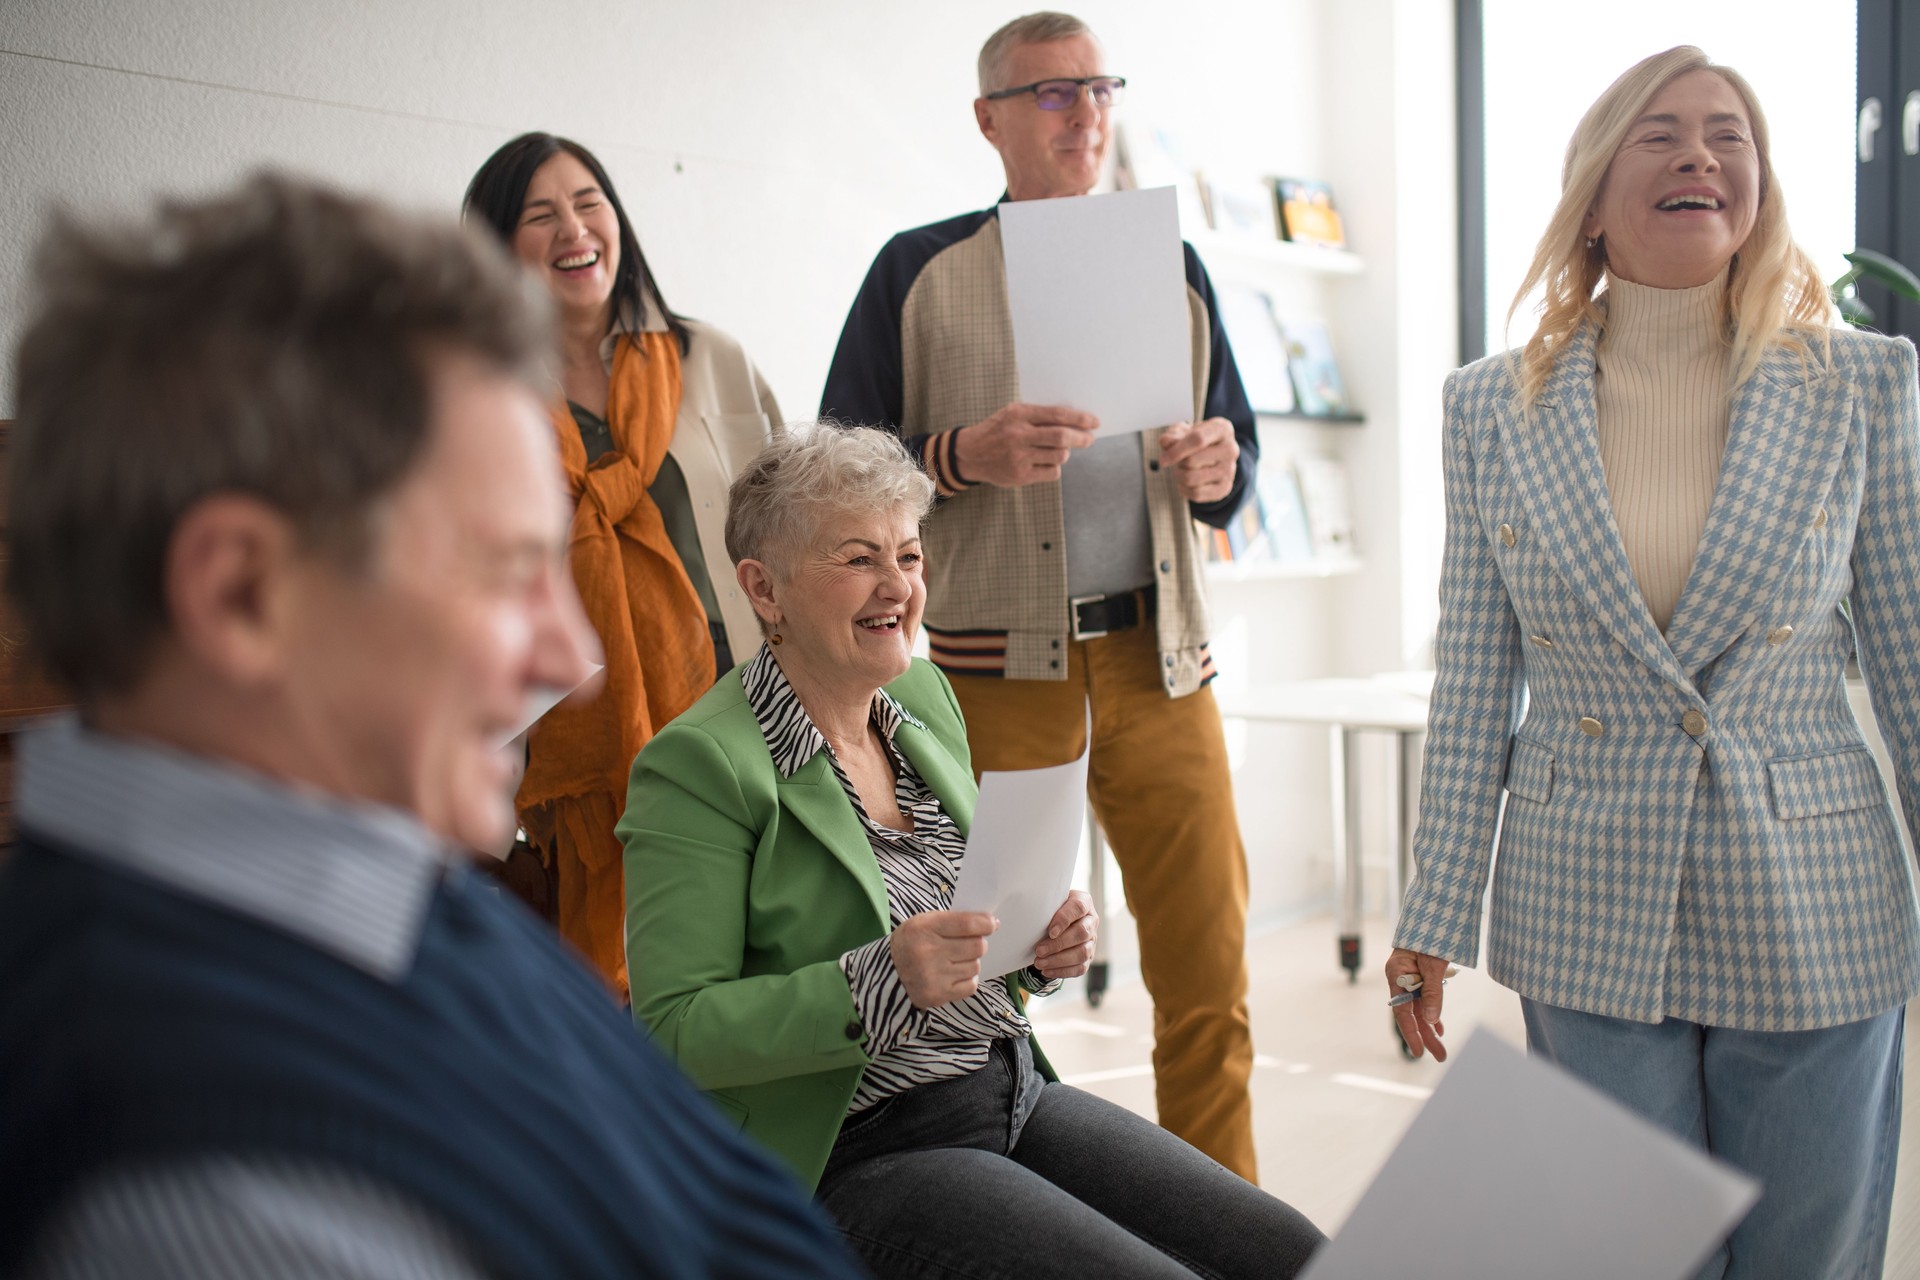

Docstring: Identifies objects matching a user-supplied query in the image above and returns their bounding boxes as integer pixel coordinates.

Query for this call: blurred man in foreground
[0,174,861,1279]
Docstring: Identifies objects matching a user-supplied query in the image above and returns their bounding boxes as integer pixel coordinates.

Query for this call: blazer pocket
[1503,737,1554,805]
[1766,747,1888,820]
[702,411,773,476]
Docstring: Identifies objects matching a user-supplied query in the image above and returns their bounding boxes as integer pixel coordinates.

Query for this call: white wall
[1308,0,1459,681]
[1,0,1339,419]
[0,0,992,415]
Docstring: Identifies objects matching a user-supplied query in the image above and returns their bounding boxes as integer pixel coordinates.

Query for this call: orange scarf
[517,331,711,997]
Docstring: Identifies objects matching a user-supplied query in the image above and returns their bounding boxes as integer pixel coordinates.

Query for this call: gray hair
[977,11,1093,94]
[7,172,554,698]
[724,424,935,581]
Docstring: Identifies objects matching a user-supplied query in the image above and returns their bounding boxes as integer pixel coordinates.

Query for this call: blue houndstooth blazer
[1394,319,1920,1031]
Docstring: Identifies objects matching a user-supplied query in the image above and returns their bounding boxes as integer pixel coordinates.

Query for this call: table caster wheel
[1085,960,1109,1008]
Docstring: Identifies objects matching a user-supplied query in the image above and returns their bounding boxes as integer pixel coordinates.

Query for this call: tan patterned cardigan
[819,202,1259,697]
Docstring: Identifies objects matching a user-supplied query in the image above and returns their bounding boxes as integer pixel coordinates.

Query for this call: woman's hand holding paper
[1031,890,1098,981]
[889,910,998,1010]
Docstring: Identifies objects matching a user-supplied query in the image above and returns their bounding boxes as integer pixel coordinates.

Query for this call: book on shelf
[1278,317,1353,417]
[1112,121,1212,237]
[1197,501,1271,565]
[1212,286,1296,415]
[1255,464,1316,563]
[1291,454,1356,557]
[1197,462,1328,569]
[1201,523,1233,563]
[1272,177,1347,250]
[1199,170,1282,239]
[1225,491,1270,561]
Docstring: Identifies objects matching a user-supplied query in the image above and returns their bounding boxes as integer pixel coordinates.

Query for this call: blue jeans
[1521,998,1906,1280]
[815,1038,1324,1279]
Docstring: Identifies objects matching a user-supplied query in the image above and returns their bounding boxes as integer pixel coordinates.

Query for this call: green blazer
[618,657,1051,1189]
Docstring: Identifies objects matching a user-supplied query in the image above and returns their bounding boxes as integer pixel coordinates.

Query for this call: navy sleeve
[1182,242,1259,529]
[821,213,996,496]
[820,236,912,437]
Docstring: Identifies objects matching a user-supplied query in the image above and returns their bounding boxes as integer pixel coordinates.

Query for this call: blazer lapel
[1499,323,1694,694]
[776,755,890,927]
[769,709,981,929]
[891,717,977,838]
[1664,345,1855,681]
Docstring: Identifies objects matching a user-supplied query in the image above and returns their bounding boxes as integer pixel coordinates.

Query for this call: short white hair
[724,423,935,581]
[977,11,1093,95]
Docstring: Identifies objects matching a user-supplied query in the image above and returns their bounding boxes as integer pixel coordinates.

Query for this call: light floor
[1029,914,1920,1274]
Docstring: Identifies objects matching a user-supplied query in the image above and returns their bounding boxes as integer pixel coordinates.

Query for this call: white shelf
[1254,409,1366,426]
[1204,555,1362,583]
[1187,229,1364,281]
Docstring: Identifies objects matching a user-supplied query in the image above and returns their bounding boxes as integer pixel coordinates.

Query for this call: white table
[1218,675,1432,982]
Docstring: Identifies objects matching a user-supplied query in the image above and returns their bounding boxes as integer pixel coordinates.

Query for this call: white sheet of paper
[1300,1030,1761,1280]
[950,749,1089,977]
[495,664,604,749]
[999,186,1194,436]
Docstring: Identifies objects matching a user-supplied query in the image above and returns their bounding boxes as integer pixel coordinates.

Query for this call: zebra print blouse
[741,646,1057,1114]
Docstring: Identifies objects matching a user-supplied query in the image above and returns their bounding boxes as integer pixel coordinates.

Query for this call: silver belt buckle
[1069,593,1109,642]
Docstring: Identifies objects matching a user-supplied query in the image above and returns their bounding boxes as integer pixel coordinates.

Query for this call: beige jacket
[603,303,781,654]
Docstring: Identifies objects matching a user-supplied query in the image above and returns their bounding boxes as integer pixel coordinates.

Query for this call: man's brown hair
[7,172,555,698]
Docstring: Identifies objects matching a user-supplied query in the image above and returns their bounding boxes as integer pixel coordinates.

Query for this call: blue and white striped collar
[741,645,921,780]
[14,715,449,982]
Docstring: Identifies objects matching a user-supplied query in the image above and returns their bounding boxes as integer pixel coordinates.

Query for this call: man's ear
[974,97,998,146]
[736,558,783,630]
[163,494,302,687]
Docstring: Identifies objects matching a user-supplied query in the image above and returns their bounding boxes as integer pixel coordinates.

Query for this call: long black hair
[462,132,690,355]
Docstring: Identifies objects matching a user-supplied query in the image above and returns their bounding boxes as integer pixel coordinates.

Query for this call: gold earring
[769,631,783,646]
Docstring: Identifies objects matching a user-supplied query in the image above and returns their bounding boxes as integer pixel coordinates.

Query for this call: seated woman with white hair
[619,424,1324,1278]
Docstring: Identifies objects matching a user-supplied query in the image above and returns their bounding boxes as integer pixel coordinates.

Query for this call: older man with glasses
[820,10,1263,1182]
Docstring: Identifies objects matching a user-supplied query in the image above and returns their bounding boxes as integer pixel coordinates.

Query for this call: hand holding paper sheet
[1298,1030,1760,1280]
[950,747,1089,978]
[998,187,1194,436]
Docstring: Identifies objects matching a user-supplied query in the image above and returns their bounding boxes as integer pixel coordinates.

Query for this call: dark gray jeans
[815,1038,1325,1279]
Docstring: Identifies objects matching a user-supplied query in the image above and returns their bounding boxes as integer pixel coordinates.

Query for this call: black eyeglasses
[983,76,1127,111]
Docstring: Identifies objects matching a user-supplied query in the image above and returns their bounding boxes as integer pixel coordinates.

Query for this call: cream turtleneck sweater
[1593,269,1734,633]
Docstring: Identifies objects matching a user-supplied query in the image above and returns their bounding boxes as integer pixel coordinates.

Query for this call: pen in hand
[1386,967,1458,1007]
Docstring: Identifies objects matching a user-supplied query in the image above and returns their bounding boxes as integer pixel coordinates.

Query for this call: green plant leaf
[1837,292,1877,326]
[1843,249,1920,303]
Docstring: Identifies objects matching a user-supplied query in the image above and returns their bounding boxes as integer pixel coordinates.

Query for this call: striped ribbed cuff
[925,628,1008,677]
[1020,966,1063,997]
[921,428,975,497]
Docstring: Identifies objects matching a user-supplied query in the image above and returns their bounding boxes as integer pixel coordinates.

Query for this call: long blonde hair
[1508,46,1833,406]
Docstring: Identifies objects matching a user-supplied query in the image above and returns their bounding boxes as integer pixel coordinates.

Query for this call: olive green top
[568,401,721,623]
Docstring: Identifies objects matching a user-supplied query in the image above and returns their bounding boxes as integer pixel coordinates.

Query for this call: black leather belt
[1069,585,1156,641]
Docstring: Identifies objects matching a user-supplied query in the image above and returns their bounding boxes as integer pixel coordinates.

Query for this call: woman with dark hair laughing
[465,133,780,1000]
